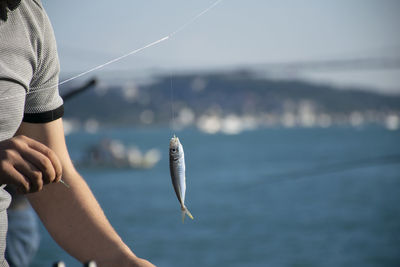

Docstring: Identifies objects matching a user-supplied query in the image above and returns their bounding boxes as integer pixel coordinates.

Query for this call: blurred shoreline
[60,70,400,135]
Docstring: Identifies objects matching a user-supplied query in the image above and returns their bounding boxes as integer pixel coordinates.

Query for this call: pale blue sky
[43,0,400,93]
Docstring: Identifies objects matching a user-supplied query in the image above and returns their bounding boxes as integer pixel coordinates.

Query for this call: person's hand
[0,135,62,193]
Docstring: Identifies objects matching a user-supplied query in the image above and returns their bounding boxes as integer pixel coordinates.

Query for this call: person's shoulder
[17,0,45,19]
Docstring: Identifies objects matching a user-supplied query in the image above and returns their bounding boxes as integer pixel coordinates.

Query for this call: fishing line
[167,0,223,133]
[57,36,169,87]
[0,0,223,102]
[169,0,223,37]
[170,73,176,131]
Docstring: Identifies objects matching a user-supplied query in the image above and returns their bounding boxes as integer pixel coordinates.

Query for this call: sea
[31,126,400,267]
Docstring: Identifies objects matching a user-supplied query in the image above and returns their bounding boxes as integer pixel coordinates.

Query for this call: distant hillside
[62,71,400,127]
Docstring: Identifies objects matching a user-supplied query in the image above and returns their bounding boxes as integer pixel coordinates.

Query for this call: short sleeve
[23,9,63,123]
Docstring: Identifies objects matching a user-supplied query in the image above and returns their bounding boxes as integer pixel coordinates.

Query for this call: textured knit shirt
[0,0,64,265]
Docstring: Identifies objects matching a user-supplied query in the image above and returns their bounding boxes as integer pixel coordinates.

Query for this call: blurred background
[30,0,400,266]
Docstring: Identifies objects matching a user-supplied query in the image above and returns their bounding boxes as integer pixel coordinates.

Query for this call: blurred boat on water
[77,138,161,169]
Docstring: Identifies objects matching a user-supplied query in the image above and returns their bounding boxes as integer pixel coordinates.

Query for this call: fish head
[169,135,182,156]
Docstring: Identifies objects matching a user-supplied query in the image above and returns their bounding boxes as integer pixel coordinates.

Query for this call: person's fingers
[14,157,44,192]
[1,161,30,193]
[2,135,62,187]
[24,137,62,182]
[19,147,57,184]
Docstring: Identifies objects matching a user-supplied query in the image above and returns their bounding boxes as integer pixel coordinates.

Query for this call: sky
[42,0,400,94]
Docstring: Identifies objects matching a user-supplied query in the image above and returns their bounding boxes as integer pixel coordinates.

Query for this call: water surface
[32,127,400,267]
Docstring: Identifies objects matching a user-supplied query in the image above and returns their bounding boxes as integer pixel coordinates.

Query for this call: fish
[169,135,194,223]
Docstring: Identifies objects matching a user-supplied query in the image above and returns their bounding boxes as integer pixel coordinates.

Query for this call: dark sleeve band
[23,104,64,123]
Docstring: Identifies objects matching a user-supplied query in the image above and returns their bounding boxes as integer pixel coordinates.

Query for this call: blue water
[32,127,400,267]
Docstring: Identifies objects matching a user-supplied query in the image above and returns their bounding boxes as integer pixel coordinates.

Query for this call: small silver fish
[169,135,194,223]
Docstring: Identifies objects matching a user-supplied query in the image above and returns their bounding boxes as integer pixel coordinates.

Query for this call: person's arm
[14,119,154,267]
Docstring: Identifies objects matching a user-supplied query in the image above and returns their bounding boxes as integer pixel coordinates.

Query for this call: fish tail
[181,205,194,223]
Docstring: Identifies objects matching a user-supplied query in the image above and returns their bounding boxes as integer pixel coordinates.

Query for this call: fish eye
[172,148,176,152]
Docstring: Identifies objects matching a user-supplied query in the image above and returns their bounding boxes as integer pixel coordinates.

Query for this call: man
[0,0,155,266]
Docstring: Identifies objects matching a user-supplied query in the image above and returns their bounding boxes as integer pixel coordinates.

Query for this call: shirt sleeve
[23,9,63,123]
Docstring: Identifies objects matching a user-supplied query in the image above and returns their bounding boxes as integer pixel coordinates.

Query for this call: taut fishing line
[0,0,223,101]
[170,74,175,130]
[167,0,223,131]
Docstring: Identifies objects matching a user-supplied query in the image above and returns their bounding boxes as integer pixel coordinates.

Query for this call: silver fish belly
[169,135,194,223]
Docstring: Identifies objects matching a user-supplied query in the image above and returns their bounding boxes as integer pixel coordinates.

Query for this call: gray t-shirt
[0,0,64,265]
